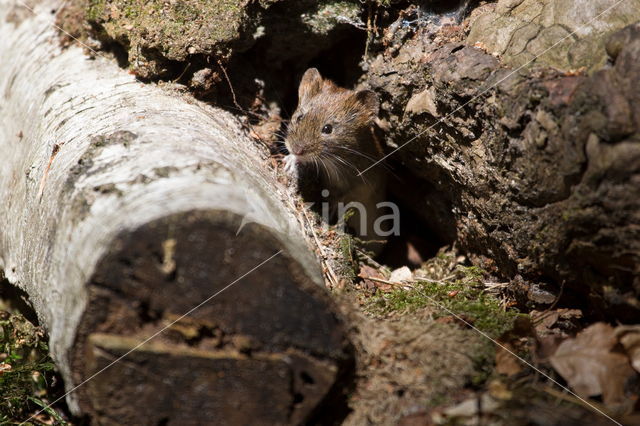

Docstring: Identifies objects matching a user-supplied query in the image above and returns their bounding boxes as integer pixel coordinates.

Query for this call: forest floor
[2,241,635,425]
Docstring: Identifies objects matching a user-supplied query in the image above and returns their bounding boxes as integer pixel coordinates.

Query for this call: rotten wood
[365,21,640,321]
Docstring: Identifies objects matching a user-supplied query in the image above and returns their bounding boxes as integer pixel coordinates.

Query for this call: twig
[216,57,241,113]
[361,275,405,287]
[356,247,384,269]
[301,206,341,288]
[172,62,191,83]
[544,280,565,312]
[365,1,372,57]
[531,280,567,326]
[536,384,611,415]
[413,274,456,284]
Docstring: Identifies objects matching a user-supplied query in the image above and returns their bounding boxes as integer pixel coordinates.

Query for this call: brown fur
[285,68,388,248]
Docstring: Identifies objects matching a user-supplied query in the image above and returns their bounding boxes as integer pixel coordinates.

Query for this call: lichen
[84,0,273,78]
[467,0,640,72]
[301,1,363,35]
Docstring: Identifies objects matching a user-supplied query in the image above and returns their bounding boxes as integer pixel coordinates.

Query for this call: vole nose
[292,146,305,156]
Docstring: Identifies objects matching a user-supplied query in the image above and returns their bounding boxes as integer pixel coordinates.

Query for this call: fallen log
[365,10,640,320]
[0,1,351,424]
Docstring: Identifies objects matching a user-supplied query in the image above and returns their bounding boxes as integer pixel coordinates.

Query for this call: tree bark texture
[366,21,640,320]
[0,1,351,424]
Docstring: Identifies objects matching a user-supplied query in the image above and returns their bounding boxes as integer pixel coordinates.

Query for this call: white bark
[0,0,329,417]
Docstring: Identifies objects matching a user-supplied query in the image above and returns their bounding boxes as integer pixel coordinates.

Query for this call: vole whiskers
[284,68,388,252]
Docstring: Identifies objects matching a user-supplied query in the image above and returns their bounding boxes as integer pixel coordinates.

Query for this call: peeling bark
[0,1,351,423]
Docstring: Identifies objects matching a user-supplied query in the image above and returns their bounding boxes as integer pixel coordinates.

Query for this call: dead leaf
[495,342,523,377]
[358,265,392,292]
[564,67,586,76]
[443,394,499,417]
[405,240,425,267]
[549,323,637,409]
[33,413,54,425]
[532,308,582,338]
[405,87,439,117]
[389,266,413,283]
[527,283,557,304]
[436,314,473,328]
[473,41,488,52]
[535,334,565,360]
[488,379,512,400]
[398,411,433,426]
[615,325,640,373]
[494,316,533,377]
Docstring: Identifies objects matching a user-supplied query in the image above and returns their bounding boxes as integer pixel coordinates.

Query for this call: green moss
[460,265,485,280]
[0,311,64,424]
[338,234,358,280]
[84,0,258,77]
[469,341,499,386]
[365,266,519,338]
[86,0,105,21]
[364,261,523,388]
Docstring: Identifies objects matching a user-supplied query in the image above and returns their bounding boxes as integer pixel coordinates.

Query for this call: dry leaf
[33,413,54,425]
[488,379,513,400]
[615,325,640,373]
[389,266,412,283]
[532,308,582,338]
[495,316,534,377]
[358,265,392,291]
[473,41,488,51]
[535,334,565,360]
[0,362,11,374]
[495,342,523,377]
[549,323,636,408]
[443,394,499,417]
[436,314,473,328]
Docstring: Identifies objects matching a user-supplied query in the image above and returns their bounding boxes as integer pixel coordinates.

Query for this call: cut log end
[70,209,352,424]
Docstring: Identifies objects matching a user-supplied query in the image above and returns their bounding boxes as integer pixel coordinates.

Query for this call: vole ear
[298,68,323,104]
[354,90,379,118]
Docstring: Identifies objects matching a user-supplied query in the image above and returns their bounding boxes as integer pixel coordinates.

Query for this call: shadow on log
[0,1,352,423]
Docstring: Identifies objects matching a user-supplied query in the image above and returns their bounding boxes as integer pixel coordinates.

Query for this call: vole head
[285,68,380,178]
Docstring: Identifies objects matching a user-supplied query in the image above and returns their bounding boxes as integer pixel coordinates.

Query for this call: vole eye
[294,114,302,123]
[321,124,333,134]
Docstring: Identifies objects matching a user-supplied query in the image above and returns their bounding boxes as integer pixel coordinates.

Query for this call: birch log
[0,1,350,424]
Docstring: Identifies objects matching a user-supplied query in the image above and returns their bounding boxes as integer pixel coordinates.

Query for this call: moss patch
[365,261,519,339]
[82,0,278,78]
[0,310,65,424]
